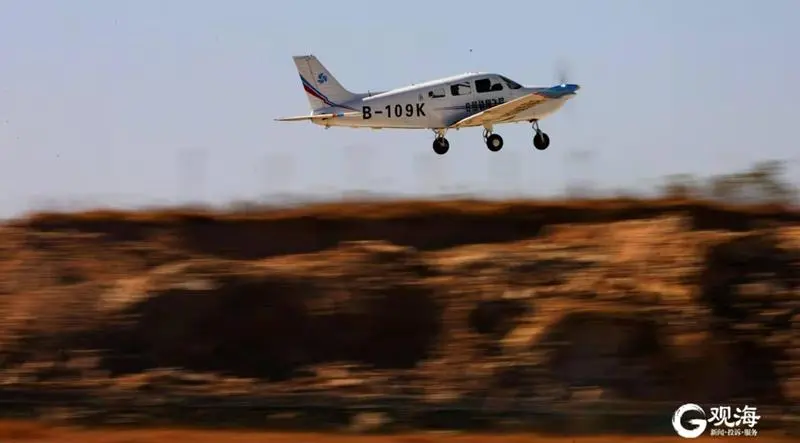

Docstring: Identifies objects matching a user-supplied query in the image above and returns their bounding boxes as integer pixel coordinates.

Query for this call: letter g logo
[672,403,707,438]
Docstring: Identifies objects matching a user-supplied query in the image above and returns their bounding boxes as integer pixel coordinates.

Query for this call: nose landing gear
[531,120,550,150]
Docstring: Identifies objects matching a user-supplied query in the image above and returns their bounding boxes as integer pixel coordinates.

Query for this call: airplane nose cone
[562,83,580,93]
[540,83,581,99]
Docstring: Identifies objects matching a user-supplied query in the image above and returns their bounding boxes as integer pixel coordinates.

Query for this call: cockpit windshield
[499,75,522,89]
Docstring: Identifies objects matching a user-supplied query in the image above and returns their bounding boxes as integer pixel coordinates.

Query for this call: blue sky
[1,0,798,217]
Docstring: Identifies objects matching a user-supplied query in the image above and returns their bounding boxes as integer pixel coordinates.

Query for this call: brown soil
[0,198,798,432]
[0,421,795,443]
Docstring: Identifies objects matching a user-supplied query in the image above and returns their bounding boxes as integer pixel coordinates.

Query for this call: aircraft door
[471,76,506,113]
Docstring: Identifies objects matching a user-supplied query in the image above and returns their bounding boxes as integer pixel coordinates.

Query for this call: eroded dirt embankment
[11,198,799,260]
[0,198,798,415]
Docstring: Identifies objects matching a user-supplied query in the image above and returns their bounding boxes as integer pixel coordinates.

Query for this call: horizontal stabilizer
[274,111,361,122]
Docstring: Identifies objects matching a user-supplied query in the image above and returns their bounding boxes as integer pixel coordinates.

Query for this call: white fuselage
[310,72,573,129]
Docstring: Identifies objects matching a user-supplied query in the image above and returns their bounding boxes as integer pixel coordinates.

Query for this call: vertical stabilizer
[292,55,357,111]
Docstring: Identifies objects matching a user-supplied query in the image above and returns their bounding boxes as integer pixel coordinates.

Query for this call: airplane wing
[275,111,361,122]
[446,91,552,129]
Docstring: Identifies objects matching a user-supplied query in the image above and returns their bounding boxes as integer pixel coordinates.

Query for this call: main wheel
[486,133,503,152]
[433,137,450,155]
[533,132,550,150]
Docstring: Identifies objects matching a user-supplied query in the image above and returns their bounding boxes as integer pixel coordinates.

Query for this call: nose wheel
[483,128,503,152]
[531,120,550,150]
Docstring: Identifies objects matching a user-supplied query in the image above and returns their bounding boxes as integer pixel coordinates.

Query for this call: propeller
[553,59,579,118]
[555,59,571,86]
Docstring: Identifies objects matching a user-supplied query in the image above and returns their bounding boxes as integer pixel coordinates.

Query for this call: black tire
[433,137,450,155]
[486,133,503,152]
[533,132,550,150]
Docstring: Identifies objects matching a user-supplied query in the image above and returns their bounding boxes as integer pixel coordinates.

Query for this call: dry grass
[0,421,794,443]
[12,197,798,225]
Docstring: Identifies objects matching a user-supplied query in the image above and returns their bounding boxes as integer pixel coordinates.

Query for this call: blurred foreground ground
[0,421,797,443]
[0,198,797,434]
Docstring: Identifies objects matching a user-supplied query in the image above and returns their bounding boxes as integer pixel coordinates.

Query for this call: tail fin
[293,55,357,112]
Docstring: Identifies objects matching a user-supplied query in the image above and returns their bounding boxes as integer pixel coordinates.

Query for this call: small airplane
[276,55,580,155]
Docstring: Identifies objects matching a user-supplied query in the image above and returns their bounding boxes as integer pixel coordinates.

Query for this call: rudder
[292,55,357,112]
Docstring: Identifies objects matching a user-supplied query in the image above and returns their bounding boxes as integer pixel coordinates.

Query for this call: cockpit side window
[475,78,491,93]
[476,77,506,93]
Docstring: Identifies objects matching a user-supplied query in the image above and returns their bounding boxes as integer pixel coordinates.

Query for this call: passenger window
[450,82,472,96]
[428,87,446,99]
[475,77,504,94]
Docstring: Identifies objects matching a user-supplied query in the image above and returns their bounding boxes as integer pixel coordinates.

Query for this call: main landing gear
[432,129,450,155]
[431,128,504,155]
[531,120,550,150]
[483,127,503,152]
